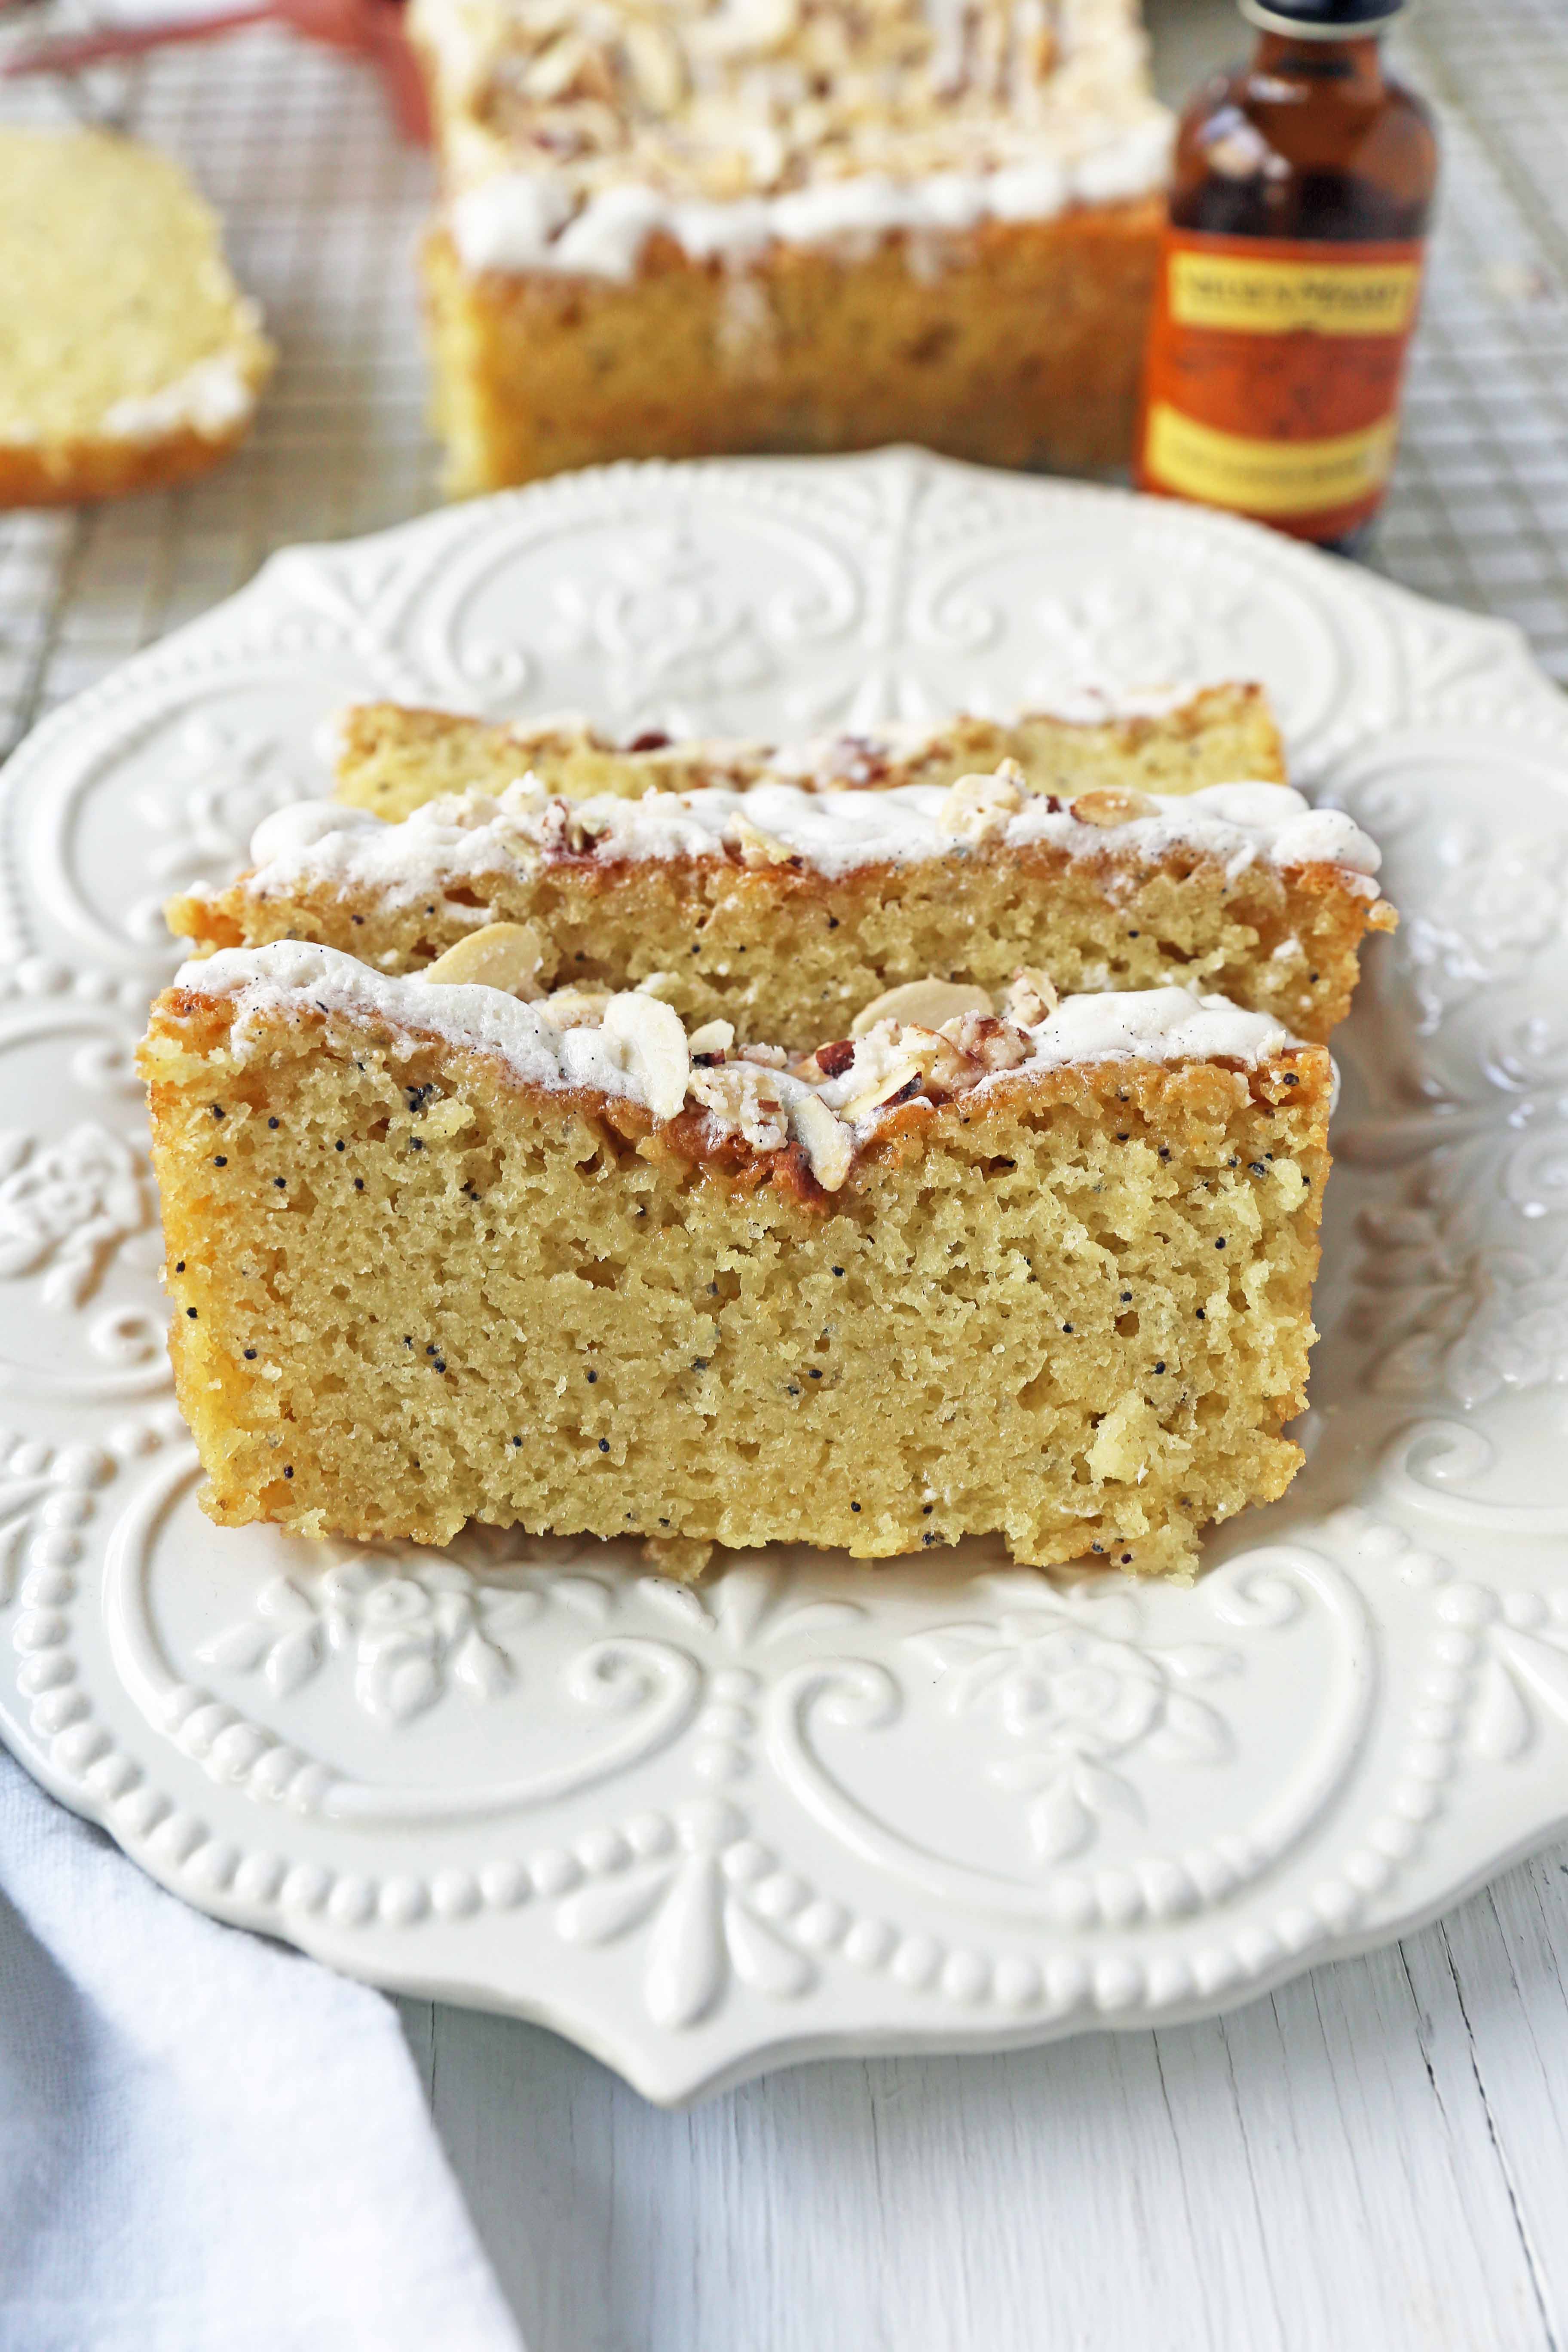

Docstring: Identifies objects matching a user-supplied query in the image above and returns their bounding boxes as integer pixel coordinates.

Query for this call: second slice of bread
[170,763,1393,1047]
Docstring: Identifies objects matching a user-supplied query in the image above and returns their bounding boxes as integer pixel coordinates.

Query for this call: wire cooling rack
[2,0,1567,765]
[1377,0,1568,679]
[0,26,436,751]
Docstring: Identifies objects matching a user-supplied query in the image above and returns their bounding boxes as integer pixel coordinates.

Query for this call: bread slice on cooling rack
[0,127,273,507]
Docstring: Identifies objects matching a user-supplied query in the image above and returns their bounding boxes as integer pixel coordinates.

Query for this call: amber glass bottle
[1136,0,1439,549]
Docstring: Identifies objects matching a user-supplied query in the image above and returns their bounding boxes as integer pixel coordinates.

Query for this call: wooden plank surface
[396,1850,1568,2351]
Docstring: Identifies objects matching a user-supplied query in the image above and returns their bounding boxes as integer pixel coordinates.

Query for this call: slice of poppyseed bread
[141,945,1330,1580]
[169,760,1391,1049]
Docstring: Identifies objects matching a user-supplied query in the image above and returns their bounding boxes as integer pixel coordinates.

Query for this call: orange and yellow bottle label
[1136,230,1427,542]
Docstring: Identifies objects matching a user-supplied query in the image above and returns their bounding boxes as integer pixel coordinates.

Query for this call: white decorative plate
[3,448,1568,2106]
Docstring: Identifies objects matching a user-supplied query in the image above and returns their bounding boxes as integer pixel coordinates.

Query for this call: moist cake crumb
[141,945,1331,1578]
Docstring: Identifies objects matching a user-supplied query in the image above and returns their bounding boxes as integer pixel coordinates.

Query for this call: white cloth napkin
[0,1752,523,2352]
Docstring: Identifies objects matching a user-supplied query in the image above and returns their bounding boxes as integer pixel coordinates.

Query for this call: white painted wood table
[5,1,1568,2343]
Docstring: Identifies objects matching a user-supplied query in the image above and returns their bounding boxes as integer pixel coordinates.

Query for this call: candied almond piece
[1070,786,1158,828]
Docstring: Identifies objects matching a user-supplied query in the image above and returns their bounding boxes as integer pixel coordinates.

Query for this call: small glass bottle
[1136,0,1438,551]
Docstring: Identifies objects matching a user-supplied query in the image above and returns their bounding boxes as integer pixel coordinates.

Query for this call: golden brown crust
[0,417,259,508]
[423,199,1161,493]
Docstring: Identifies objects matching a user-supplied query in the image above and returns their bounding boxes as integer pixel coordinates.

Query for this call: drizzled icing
[421,0,1170,282]
[224,770,1382,918]
[101,350,260,444]
[172,943,1303,1178]
[450,115,1170,279]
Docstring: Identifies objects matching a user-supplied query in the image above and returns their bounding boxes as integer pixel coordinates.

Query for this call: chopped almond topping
[1001,966,1060,1027]
[938,1009,1032,1071]
[935,760,1028,846]
[850,977,993,1036]
[790,1093,852,1190]
[689,1062,792,1151]
[729,815,796,868]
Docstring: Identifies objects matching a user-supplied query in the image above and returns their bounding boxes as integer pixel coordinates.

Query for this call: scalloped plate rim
[1,447,1567,2106]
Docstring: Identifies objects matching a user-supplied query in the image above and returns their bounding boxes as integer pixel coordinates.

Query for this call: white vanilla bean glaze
[222,771,1382,921]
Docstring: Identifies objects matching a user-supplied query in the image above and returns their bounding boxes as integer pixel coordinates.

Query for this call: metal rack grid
[0,29,437,759]
[1376,0,1568,679]
[1,0,1565,740]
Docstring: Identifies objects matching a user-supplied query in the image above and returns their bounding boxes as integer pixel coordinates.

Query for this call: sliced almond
[687,1018,735,1057]
[1070,786,1158,829]
[538,983,611,1028]
[601,992,691,1121]
[790,1092,853,1191]
[935,761,1028,845]
[836,1056,925,1126]
[729,814,796,868]
[523,31,610,100]
[690,0,799,58]
[424,922,547,1000]
[621,16,685,111]
[1001,965,1060,1027]
[851,978,993,1038]
[520,32,582,97]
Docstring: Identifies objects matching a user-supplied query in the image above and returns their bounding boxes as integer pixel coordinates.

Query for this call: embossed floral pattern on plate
[2,450,1568,2104]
